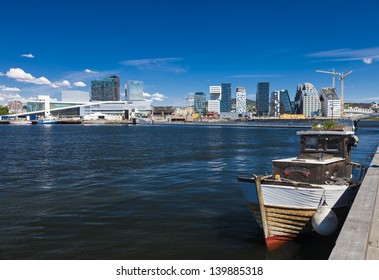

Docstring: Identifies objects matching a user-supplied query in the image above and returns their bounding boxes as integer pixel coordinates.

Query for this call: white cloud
[0,92,36,105]
[0,72,4,76]
[6,68,52,85]
[84,69,98,73]
[0,85,21,92]
[152,93,166,101]
[21,53,35,58]
[123,57,186,72]
[363,57,373,64]
[0,92,22,105]
[307,47,379,64]
[143,92,167,102]
[73,81,86,87]
[52,80,71,88]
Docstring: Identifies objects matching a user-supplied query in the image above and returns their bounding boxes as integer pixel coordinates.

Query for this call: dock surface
[329,145,379,259]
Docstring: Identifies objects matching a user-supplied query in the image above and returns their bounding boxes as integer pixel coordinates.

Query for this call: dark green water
[0,124,378,260]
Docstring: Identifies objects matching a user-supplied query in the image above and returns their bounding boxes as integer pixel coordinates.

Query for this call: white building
[25,98,152,119]
[62,90,90,103]
[80,100,152,119]
[236,87,247,114]
[294,83,321,118]
[220,112,253,119]
[319,88,341,118]
[303,94,321,118]
[208,99,220,114]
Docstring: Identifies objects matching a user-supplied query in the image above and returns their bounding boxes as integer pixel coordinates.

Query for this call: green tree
[0,105,9,116]
[323,120,336,130]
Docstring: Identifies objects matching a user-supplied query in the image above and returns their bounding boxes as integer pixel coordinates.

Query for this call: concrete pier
[329,145,379,259]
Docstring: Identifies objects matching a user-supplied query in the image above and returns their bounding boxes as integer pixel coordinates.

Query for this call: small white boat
[37,117,58,124]
[237,122,365,248]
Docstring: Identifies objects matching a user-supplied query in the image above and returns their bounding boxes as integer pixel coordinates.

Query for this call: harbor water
[1,124,378,260]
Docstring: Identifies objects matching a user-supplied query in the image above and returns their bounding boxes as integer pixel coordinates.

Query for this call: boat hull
[238,176,360,248]
[38,120,58,124]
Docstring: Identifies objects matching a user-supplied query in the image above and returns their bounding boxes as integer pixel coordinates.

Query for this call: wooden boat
[237,123,365,248]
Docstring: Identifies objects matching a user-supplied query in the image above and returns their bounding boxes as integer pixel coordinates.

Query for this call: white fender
[311,203,338,236]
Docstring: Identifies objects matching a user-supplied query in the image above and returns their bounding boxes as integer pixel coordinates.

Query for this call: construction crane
[315,69,339,88]
[339,70,353,115]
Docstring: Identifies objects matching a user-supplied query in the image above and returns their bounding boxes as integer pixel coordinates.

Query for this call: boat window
[324,137,339,152]
[304,137,318,151]
[303,136,340,152]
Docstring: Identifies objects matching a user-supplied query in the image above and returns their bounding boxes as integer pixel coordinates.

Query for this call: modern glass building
[256,82,270,116]
[270,90,293,117]
[220,83,231,112]
[91,75,120,101]
[125,80,144,101]
[194,92,206,116]
[26,100,152,118]
[294,83,321,117]
[26,101,81,116]
[236,87,247,114]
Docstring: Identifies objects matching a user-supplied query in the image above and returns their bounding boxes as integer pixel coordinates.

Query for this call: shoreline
[2,118,378,128]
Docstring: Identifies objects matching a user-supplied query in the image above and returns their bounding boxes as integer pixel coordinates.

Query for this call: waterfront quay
[152,117,362,129]
[329,145,379,259]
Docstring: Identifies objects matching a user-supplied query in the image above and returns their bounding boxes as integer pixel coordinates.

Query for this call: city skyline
[1,0,379,106]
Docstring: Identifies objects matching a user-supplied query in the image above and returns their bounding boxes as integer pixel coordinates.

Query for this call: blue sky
[0,0,378,106]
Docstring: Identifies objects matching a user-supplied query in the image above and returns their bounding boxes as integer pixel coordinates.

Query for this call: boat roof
[297,129,355,136]
[273,157,345,165]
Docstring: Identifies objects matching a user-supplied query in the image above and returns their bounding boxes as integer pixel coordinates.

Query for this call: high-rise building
[294,83,321,118]
[236,87,247,114]
[209,86,222,100]
[91,75,120,101]
[319,88,341,118]
[270,90,293,117]
[220,83,231,112]
[125,80,144,101]
[208,86,222,114]
[256,82,270,116]
[208,100,220,114]
[194,92,206,116]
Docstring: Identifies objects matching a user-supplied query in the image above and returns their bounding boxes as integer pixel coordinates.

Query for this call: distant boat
[237,122,366,249]
[37,116,58,124]
[9,119,32,125]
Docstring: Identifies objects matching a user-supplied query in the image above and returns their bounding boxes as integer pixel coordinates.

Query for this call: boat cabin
[272,129,359,185]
